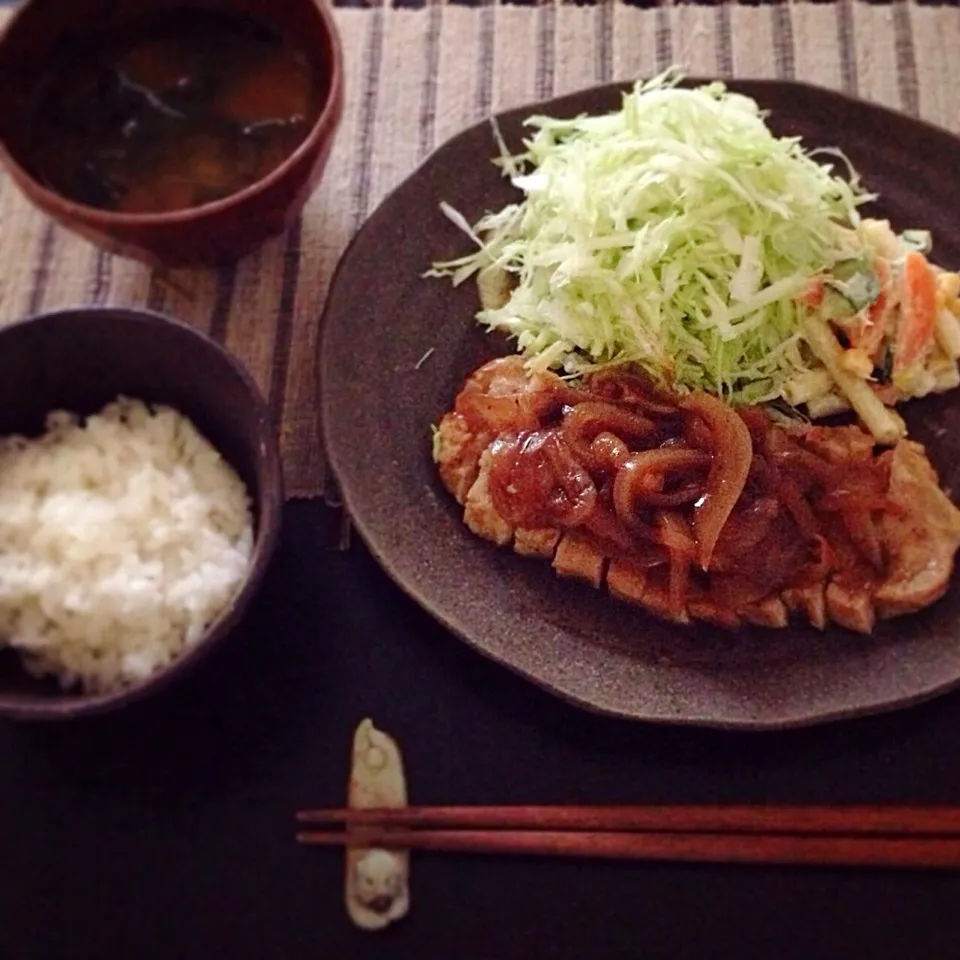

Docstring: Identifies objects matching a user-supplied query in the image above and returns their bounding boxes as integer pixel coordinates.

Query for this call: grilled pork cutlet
[434,358,960,633]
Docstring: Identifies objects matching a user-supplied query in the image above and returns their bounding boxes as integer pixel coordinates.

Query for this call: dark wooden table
[3,502,960,959]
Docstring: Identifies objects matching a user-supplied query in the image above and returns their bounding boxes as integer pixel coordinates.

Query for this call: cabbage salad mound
[430,71,960,445]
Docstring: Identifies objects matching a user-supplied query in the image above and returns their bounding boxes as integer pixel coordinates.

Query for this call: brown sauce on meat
[25,8,322,213]
[450,359,913,626]
[437,357,960,630]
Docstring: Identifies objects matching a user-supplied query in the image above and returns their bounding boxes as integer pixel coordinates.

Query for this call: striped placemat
[0,0,958,498]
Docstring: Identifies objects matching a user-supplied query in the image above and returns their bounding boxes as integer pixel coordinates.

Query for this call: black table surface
[3,500,960,960]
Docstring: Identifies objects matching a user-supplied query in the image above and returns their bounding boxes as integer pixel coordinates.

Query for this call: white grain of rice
[0,396,254,693]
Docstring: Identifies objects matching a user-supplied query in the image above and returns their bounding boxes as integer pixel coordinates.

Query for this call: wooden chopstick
[295,804,960,837]
[296,827,960,869]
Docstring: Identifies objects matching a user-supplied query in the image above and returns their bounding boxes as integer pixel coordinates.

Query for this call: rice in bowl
[0,396,254,693]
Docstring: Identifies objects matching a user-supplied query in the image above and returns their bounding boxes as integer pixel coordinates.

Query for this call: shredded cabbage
[429,70,877,403]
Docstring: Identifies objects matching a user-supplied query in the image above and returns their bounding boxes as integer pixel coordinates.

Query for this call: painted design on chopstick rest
[345,719,410,931]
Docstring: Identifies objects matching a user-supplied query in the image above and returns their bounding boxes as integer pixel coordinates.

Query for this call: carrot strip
[895,250,937,373]
[796,277,824,308]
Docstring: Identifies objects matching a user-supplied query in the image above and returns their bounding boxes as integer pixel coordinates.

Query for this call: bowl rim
[0,306,285,721]
[0,0,345,225]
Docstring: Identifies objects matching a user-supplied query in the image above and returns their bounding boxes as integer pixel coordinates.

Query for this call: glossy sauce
[456,358,897,622]
[26,9,322,213]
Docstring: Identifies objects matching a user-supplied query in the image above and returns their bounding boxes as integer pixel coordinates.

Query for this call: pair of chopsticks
[296,804,960,870]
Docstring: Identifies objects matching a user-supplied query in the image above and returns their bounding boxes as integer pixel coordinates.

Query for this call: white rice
[0,396,254,693]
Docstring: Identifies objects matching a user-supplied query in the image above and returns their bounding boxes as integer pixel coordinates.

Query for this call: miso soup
[26,7,323,214]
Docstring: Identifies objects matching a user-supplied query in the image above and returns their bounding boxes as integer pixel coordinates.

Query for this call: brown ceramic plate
[320,80,960,730]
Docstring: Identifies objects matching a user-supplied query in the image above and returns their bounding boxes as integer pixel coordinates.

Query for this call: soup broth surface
[27,8,322,213]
